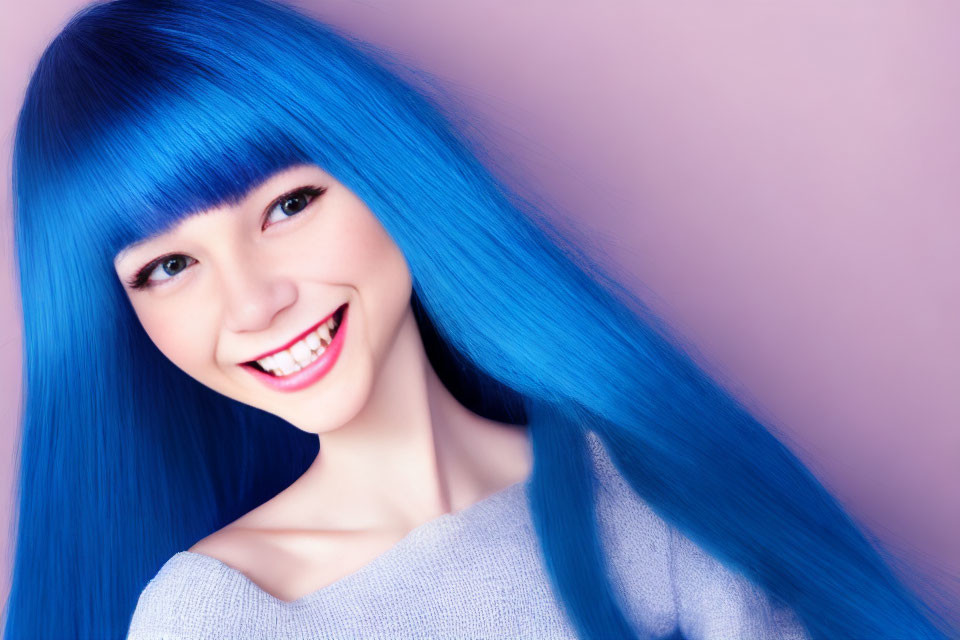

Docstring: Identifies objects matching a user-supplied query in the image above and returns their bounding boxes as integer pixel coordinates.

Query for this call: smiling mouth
[244,303,347,377]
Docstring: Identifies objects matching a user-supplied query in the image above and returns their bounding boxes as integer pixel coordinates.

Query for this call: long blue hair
[5,1,955,638]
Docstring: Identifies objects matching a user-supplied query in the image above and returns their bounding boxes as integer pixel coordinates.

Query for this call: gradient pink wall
[2,0,957,621]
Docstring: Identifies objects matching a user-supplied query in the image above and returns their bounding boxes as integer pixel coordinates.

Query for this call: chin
[275,373,375,436]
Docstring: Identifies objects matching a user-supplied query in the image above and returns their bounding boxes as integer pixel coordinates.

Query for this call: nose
[220,255,298,334]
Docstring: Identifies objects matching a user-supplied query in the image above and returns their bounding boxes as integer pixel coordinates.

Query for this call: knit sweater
[126,431,811,639]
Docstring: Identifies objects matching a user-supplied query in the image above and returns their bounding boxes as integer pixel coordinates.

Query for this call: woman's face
[113,163,413,433]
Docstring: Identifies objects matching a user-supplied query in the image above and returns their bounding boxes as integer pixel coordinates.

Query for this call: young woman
[4,0,954,638]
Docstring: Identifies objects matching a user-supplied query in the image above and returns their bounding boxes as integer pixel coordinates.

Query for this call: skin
[113,163,532,602]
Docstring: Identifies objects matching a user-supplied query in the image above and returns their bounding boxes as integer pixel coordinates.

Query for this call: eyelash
[126,185,326,290]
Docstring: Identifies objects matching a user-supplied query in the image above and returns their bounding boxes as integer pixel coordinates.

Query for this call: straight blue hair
[6,1,956,638]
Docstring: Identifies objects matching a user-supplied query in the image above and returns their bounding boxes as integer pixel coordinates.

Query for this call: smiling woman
[110,163,417,424]
[4,0,957,639]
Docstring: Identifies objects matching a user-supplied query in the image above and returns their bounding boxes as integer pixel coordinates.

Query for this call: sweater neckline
[174,469,532,608]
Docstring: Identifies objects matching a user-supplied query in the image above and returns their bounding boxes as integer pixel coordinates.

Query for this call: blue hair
[6,1,956,638]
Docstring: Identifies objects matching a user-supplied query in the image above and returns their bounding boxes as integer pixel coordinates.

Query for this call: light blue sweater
[126,432,810,639]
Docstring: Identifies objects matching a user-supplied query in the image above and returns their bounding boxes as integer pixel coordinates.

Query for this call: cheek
[340,207,412,309]
[288,196,411,295]
[306,199,413,355]
[132,298,219,374]
[339,217,406,285]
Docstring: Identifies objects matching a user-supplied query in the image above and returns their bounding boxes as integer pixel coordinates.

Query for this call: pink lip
[246,304,346,362]
[241,303,349,392]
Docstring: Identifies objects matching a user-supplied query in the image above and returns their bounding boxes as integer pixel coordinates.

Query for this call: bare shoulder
[186,420,531,602]
[187,505,404,603]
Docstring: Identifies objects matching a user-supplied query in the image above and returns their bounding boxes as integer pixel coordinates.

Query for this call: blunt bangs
[16,0,394,260]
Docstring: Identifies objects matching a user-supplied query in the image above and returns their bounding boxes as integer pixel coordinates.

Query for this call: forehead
[113,163,328,265]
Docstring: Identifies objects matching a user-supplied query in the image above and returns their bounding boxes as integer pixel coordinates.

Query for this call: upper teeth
[256,313,340,376]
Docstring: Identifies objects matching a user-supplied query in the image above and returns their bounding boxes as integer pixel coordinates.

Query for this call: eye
[128,254,197,290]
[262,186,326,229]
[126,185,326,291]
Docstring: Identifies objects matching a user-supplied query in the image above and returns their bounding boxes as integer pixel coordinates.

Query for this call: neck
[292,306,530,531]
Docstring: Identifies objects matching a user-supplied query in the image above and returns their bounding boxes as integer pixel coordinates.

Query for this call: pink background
[2,0,957,622]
